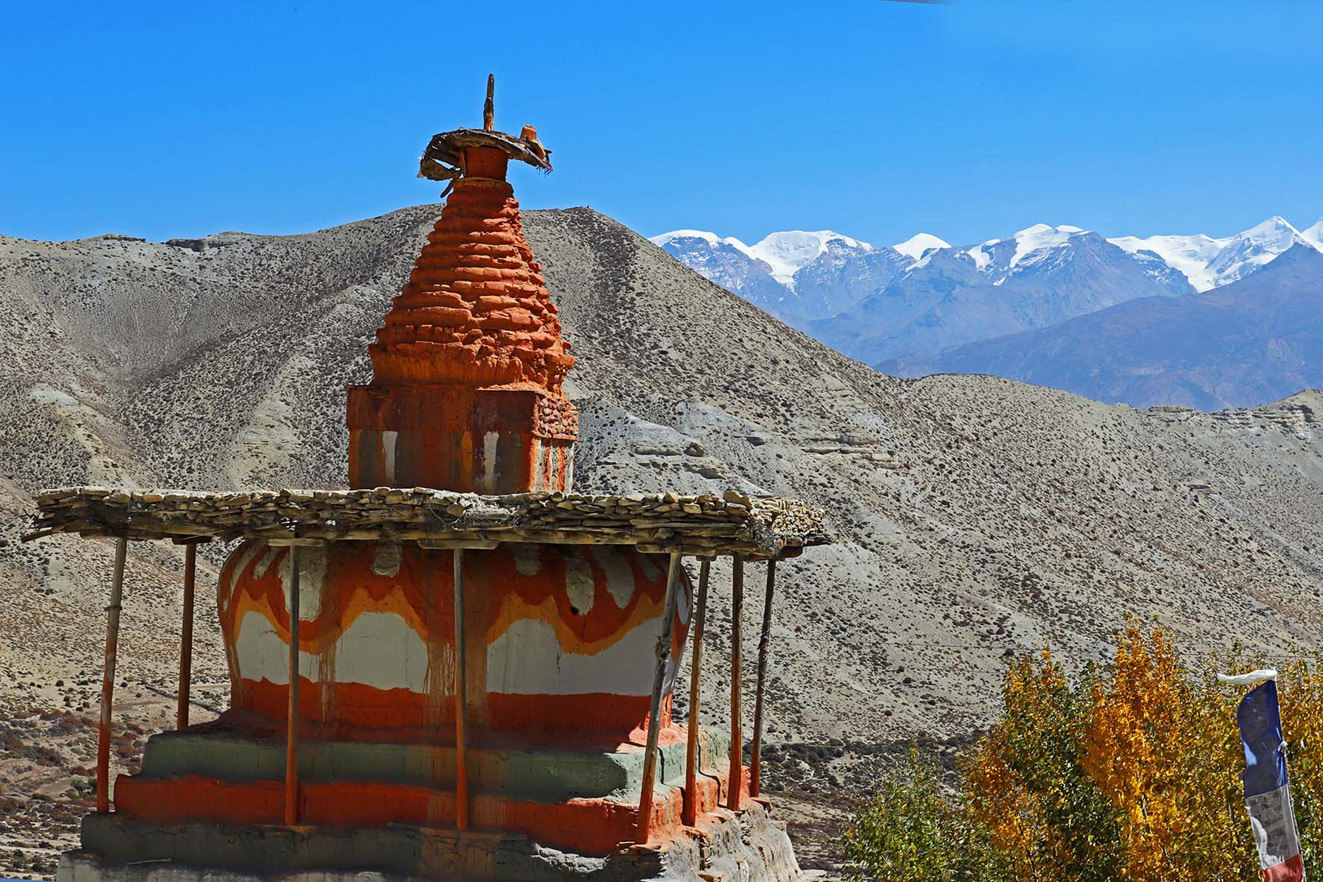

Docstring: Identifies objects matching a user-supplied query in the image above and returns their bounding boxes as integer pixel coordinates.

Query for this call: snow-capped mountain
[811,224,1194,365]
[653,215,1323,410]
[746,230,872,287]
[647,230,791,316]
[886,243,1323,410]
[649,228,948,324]
[892,233,950,262]
[655,215,1323,330]
[1109,216,1322,291]
[1302,220,1323,250]
[941,223,1189,289]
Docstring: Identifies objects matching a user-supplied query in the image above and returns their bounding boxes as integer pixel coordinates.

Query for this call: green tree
[842,751,1008,882]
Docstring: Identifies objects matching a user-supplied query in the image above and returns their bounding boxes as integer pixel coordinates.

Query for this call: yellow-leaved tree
[1080,625,1252,881]
[844,625,1316,882]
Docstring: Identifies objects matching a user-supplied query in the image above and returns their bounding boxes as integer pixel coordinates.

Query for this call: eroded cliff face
[4,205,1323,876]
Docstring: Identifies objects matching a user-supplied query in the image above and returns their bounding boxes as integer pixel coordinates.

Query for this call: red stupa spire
[348,77,578,493]
[369,147,574,391]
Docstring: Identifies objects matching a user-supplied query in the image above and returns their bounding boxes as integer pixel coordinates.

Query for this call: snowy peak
[950,223,1092,280]
[1302,220,1323,250]
[1108,233,1224,292]
[1240,216,1300,247]
[891,233,950,261]
[1014,223,1084,236]
[1109,217,1321,292]
[648,230,781,310]
[747,230,872,286]
[1008,224,1086,268]
[1203,217,1311,288]
[649,229,759,260]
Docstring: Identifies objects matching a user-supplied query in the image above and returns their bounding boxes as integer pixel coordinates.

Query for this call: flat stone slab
[28,487,829,560]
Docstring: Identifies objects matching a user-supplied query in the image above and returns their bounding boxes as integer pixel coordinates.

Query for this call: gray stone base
[57,801,800,882]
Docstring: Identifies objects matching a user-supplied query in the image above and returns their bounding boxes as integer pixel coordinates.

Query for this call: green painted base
[138,725,730,804]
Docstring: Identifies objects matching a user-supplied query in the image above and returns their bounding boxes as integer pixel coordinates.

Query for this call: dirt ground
[0,682,224,881]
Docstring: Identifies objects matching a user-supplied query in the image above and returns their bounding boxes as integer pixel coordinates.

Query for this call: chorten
[349,80,577,494]
[34,78,828,882]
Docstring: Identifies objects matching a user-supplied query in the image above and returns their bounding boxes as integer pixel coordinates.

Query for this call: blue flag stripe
[1238,680,1290,798]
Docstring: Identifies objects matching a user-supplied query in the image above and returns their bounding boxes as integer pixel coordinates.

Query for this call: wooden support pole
[176,543,197,730]
[96,537,128,814]
[750,559,776,798]
[483,74,495,131]
[284,545,301,826]
[682,559,711,827]
[454,548,470,831]
[727,554,744,811]
[636,551,685,844]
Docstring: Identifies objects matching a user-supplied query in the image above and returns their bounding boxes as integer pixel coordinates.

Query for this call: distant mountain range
[1111,217,1323,292]
[887,244,1323,410]
[651,229,936,324]
[652,216,1323,409]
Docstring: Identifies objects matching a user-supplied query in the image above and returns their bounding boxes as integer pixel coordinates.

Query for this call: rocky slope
[5,206,1323,875]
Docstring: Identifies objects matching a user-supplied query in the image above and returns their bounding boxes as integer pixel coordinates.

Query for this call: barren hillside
[3,205,1323,875]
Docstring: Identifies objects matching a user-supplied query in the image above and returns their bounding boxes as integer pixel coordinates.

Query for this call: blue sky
[3,0,1323,247]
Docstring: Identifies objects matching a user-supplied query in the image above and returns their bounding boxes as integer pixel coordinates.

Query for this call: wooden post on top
[484,74,495,132]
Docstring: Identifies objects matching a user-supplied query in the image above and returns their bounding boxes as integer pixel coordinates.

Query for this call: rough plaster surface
[134,727,723,800]
[486,617,660,697]
[232,611,429,691]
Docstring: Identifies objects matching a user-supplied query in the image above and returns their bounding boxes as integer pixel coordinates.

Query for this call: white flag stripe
[1219,669,1280,687]
[1246,784,1302,869]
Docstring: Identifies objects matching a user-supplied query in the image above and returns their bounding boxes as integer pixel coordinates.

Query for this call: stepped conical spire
[369,173,574,391]
[348,79,578,492]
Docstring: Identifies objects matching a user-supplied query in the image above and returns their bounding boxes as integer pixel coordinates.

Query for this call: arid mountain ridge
[3,204,1323,873]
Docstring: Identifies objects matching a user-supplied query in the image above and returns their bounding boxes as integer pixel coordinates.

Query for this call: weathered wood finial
[484,74,495,132]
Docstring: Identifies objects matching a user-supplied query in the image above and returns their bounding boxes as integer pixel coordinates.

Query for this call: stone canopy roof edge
[25,486,831,561]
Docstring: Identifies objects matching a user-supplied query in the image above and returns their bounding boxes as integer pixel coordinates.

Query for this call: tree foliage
[842,751,969,882]
[844,625,1323,881]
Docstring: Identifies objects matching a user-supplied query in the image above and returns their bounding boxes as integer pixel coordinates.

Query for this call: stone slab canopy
[348,77,576,494]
